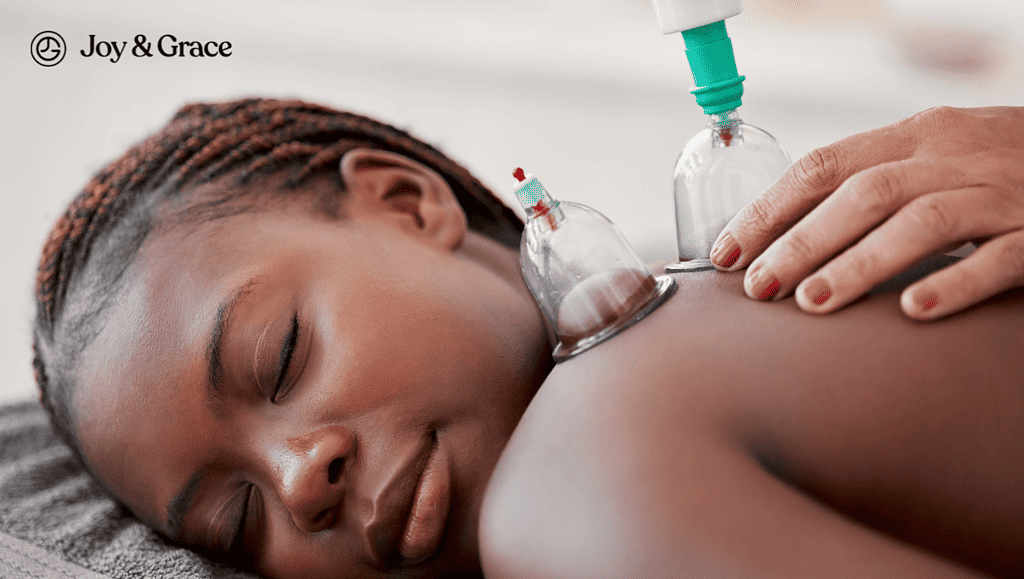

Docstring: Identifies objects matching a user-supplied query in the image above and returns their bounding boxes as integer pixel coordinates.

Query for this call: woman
[32,98,1024,578]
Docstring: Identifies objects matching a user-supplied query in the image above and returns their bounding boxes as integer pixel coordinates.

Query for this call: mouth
[364,431,452,569]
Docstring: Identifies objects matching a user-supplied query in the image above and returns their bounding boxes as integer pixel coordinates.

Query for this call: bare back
[480,256,1024,578]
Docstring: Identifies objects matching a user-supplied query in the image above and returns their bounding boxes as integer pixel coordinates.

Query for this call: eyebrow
[166,470,205,538]
[165,278,259,536]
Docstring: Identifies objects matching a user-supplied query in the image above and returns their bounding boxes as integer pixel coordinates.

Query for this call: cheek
[311,283,484,397]
[307,250,535,428]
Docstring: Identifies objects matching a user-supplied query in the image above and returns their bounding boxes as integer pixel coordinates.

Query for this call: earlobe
[339,148,467,251]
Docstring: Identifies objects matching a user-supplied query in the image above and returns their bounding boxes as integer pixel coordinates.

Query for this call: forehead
[72,202,339,519]
[72,221,245,523]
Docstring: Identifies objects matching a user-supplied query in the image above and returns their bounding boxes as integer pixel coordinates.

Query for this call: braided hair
[32,97,524,470]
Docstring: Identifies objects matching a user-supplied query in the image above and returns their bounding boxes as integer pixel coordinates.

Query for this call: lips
[362,432,451,569]
[397,436,451,565]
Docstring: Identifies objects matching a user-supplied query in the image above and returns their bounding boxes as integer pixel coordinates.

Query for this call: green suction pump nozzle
[649,0,746,114]
[681,20,744,115]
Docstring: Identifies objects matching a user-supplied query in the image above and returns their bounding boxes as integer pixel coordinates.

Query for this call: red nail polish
[814,290,832,305]
[803,279,832,306]
[759,279,781,301]
[711,233,741,269]
[722,247,741,268]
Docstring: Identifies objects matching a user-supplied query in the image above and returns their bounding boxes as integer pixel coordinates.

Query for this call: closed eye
[228,484,254,555]
[272,314,299,402]
[221,484,263,571]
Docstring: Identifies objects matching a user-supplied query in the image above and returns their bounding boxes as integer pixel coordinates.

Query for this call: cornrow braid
[32,97,524,468]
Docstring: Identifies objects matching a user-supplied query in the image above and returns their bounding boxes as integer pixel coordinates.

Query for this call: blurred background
[2,0,1021,402]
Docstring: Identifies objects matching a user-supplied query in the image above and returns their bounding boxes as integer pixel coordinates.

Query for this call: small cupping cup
[513,172,676,361]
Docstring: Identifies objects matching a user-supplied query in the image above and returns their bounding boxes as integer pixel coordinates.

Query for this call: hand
[708,106,1024,321]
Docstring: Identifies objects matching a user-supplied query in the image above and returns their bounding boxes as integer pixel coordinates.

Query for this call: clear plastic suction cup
[666,110,791,272]
[513,169,676,361]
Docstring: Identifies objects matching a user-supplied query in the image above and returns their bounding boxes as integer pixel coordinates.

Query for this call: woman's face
[71,150,551,578]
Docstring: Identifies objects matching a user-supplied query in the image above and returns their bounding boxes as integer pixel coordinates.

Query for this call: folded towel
[0,400,260,578]
[1,529,109,578]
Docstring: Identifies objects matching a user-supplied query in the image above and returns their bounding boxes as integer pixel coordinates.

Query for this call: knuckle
[743,195,780,236]
[995,237,1024,278]
[907,106,960,130]
[782,230,819,265]
[936,259,982,306]
[905,197,958,239]
[988,183,1024,224]
[993,177,1024,215]
[793,145,845,192]
[855,167,905,212]
[841,248,879,284]
[954,264,982,300]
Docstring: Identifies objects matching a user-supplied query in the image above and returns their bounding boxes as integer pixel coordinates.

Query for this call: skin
[710,106,1024,321]
[481,262,1024,578]
[74,149,552,579]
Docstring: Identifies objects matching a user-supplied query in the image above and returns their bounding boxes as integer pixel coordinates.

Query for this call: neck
[457,230,529,300]
[456,229,556,382]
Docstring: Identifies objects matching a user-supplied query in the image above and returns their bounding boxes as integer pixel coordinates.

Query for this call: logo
[31,31,66,67]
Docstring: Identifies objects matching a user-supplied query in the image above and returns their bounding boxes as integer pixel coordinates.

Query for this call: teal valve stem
[680,20,745,115]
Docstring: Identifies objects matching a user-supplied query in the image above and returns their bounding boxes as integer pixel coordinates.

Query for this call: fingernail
[921,294,939,310]
[711,233,741,269]
[758,279,781,301]
[814,290,832,305]
[802,278,832,306]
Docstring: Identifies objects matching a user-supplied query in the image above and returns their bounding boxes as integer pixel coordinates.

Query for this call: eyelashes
[252,313,300,402]
[207,483,250,555]
[224,484,263,565]
[272,314,300,402]
[228,484,255,556]
[252,320,274,399]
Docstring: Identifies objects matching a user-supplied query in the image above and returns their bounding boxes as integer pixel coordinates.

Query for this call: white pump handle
[651,0,742,34]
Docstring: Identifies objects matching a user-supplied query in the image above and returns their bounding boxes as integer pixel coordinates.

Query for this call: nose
[274,425,356,533]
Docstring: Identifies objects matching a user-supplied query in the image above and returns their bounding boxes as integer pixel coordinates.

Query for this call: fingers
[900,228,1024,320]
[710,120,920,271]
[783,185,1018,313]
[740,158,983,303]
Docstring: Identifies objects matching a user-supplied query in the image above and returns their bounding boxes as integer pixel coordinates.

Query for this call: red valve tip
[513,168,526,182]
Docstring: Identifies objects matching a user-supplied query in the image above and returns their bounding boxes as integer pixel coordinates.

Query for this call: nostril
[327,457,344,484]
[311,507,337,531]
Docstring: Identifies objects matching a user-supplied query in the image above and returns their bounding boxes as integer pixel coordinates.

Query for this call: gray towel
[0,400,261,578]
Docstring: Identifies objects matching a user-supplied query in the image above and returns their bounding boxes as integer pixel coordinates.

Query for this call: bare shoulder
[479,259,1024,578]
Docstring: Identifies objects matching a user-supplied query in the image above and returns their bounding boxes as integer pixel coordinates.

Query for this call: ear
[339,148,467,251]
